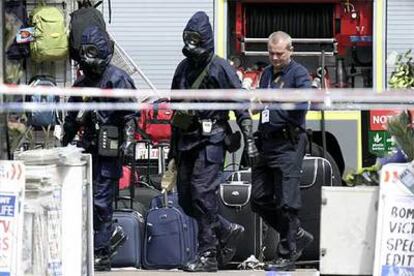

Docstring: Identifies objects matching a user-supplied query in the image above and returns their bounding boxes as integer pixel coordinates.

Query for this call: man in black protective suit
[62,26,136,271]
[251,31,314,271]
[167,11,260,272]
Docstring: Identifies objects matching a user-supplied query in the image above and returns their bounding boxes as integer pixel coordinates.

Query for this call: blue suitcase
[111,210,144,268]
[143,192,198,269]
[149,192,198,260]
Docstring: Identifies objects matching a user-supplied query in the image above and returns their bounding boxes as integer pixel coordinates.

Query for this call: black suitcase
[134,186,161,211]
[299,155,333,261]
[116,190,147,215]
[112,210,145,268]
[219,201,278,263]
[219,155,334,263]
[218,170,278,264]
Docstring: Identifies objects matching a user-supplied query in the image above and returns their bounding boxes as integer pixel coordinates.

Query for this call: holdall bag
[220,171,252,208]
[118,165,140,190]
[219,169,277,264]
[136,101,173,144]
[219,182,251,208]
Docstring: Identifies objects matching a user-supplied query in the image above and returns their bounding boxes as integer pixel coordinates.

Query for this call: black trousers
[177,143,231,253]
[93,164,117,256]
[91,151,122,256]
[251,133,307,253]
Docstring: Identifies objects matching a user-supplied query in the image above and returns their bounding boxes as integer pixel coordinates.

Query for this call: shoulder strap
[191,55,216,89]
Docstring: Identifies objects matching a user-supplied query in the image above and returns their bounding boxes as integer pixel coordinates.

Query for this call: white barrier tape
[0,101,413,112]
[1,102,304,112]
[2,84,414,111]
[2,83,414,102]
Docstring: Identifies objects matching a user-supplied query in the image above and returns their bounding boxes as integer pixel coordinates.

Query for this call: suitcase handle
[231,171,241,182]
[162,189,168,208]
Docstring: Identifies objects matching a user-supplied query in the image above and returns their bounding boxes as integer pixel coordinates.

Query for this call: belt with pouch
[261,125,303,142]
[198,118,228,135]
[261,128,289,140]
[180,118,226,135]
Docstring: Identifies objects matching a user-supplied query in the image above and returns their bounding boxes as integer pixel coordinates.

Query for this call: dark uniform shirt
[258,61,311,136]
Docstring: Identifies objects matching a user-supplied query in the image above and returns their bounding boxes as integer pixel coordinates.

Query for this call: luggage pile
[111,151,335,269]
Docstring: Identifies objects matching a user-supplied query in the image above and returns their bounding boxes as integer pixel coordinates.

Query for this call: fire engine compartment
[227,0,373,89]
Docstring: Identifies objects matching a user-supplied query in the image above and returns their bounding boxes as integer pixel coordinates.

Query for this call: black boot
[293,228,314,261]
[94,252,111,271]
[110,225,127,257]
[264,255,296,271]
[265,228,314,271]
[217,223,245,268]
[183,250,218,272]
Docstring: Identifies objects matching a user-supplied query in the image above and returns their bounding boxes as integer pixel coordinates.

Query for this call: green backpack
[30,3,68,62]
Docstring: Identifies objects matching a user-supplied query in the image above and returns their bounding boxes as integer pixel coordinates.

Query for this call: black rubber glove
[239,118,260,167]
[62,121,78,146]
[121,117,136,159]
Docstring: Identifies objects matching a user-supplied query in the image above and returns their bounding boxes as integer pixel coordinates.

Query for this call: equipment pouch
[287,125,301,145]
[98,125,119,157]
[253,131,262,152]
[224,131,241,153]
[171,110,195,130]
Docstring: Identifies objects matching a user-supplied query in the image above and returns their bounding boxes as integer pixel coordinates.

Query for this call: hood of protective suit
[79,26,114,78]
[81,26,114,61]
[182,11,214,62]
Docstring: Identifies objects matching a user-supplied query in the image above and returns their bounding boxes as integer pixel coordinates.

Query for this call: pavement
[96,268,319,276]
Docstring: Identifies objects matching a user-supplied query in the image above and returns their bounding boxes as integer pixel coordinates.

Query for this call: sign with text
[370,110,400,131]
[0,162,25,276]
[370,110,414,131]
[374,163,414,276]
[368,131,395,157]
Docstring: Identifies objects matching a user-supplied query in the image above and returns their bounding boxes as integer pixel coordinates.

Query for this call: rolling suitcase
[149,192,198,260]
[220,155,334,263]
[219,170,278,263]
[299,155,333,261]
[111,210,144,268]
[112,141,146,268]
[143,192,198,269]
[219,201,278,263]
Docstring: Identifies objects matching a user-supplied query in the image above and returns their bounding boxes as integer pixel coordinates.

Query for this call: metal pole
[0,0,10,160]
[320,50,327,159]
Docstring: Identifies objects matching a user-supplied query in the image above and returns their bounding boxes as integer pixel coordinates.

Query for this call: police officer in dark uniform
[251,31,314,271]
[168,11,260,272]
[62,26,136,271]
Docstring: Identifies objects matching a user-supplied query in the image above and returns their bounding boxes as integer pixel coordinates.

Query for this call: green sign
[368,131,395,157]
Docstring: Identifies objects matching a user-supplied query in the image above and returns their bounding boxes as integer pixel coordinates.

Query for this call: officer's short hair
[268,31,293,51]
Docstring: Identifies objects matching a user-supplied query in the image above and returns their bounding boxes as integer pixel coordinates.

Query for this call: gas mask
[182,31,209,63]
[79,44,108,78]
